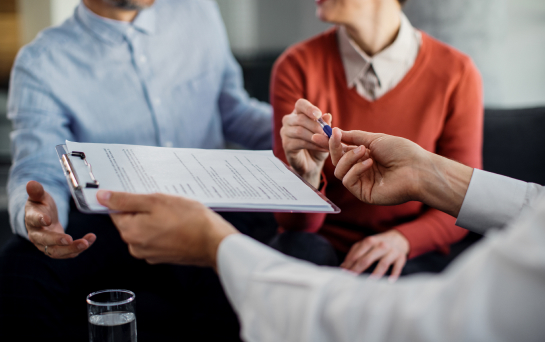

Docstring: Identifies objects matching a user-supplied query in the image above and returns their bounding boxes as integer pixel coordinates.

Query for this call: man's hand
[329,127,425,206]
[328,128,474,217]
[96,191,239,268]
[340,230,409,282]
[280,99,332,188]
[25,181,95,258]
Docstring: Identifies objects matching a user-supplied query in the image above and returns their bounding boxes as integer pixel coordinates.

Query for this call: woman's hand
[341,230,409,282]
[280,99,332,188]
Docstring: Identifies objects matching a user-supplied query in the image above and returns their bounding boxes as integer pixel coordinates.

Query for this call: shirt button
[165,141,173,148]
[139,55,147,64]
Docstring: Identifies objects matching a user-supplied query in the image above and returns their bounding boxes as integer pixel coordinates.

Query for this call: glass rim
[86,289,135,306]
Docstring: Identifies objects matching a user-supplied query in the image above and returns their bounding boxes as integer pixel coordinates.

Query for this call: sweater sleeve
[396,57,484,258]
[270,51,327,233]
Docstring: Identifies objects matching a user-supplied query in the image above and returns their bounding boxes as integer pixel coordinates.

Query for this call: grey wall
[404,0,545,108]
[216,0,329,56]
[217,0,545,108]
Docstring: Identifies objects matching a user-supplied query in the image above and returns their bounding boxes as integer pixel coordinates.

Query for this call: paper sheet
[65,141,336,213]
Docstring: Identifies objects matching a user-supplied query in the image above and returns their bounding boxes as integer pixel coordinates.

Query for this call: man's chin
[102,0,155,11]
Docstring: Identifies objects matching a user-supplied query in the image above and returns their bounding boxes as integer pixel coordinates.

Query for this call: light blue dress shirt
[7,0,272,237]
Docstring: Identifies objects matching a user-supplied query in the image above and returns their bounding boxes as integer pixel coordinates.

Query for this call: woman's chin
[315,7,332,22]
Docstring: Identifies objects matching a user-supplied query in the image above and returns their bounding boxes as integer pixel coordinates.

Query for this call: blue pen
[317,115,332,138]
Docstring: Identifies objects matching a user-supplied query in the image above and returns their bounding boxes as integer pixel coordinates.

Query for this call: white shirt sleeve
[218,196,545,342]
[456,169,544,234]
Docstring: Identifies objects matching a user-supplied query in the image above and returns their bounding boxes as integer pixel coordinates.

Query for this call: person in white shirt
[95,100,544,341]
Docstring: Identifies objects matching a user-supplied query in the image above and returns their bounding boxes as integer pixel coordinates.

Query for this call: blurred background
[0,0,544,242]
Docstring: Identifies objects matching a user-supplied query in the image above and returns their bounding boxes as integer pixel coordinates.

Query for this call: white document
[64,141,338,213]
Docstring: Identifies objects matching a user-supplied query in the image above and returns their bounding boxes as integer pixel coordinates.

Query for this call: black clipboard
[56,144,341,214]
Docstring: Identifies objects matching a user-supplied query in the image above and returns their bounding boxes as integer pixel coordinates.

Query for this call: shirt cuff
[456,169,528,234]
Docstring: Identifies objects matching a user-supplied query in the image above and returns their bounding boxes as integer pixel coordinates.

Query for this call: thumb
[26,181,46,203]
[97,190,152,213]
[340,130,383,148]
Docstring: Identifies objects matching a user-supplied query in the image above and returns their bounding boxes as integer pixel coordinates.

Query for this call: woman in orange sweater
[271,0,483,281]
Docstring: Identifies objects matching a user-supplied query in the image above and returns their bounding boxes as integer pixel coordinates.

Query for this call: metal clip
[61,151,99,189]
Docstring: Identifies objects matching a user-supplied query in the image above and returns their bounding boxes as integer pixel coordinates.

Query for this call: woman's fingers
[388,257,406,283]
[341,238,374,270]
[294,99,322,121]
[284,138,329,154]
[370,251,400,279]
[283,112,325,135]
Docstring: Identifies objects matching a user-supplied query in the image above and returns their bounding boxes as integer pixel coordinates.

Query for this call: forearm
[221,98,273,150]
[8,184,29,237]
[416,152,544,234]
[416,152,473,218]
[219,54,272,150]
[217,214,545,342]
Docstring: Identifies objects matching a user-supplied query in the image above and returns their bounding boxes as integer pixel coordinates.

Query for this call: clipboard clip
[61,151,99,190]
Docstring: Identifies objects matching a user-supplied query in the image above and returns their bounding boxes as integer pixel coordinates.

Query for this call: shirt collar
[76,2,156,45]
[337,12,421,88]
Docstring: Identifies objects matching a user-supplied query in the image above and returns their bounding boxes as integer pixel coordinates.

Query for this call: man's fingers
[329,127,344,166]
[39,237,95,259]
[97,191,154,213]
[128,244,143,260]
[343,145,359,153]
[333,145,368,180]
[25,208,51,229]
[341,159,373,191]
[28,229,72,247]
[26,181,46,203]
[83,233,97,245]
[110,211,155,244]
[294,99,322,121]
[109,212,139,234]
[340,130,385,148]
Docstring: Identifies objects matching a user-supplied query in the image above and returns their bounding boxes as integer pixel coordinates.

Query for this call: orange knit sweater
[271,29,483,258]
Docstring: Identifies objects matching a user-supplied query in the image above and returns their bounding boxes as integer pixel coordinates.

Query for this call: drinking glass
[87,289,137,342]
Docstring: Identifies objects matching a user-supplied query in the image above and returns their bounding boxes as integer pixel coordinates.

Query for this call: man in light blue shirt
[1,0,272,340]
[9,0,271,247]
